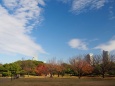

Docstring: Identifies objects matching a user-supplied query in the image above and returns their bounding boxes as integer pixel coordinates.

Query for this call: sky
[0,0,115,64]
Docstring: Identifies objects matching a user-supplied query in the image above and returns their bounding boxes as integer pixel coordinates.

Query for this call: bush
[108,71,115,75]
[2,72,10,77]
[20,70,26,77]
[30,72,36,76]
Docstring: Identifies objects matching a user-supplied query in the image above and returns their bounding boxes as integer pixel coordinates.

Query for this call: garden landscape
[0,0,115,86]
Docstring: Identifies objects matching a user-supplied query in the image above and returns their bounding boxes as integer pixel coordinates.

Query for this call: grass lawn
[0,77,115,86]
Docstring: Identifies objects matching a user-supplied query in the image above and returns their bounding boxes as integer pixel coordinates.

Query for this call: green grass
[0,77,115,86]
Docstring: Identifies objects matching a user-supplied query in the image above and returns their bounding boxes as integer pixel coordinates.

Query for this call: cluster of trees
[0,54,115,79]
[69,55,115,78]
[0,60,43,77]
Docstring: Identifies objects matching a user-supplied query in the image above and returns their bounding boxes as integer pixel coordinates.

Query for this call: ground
[0,77,115,86]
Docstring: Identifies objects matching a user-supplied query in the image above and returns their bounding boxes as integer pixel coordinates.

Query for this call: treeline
[0,54,115,79]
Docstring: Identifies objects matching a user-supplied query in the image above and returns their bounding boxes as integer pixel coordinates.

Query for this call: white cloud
[68,39,88,50]
[59,0,108,14]
[72,0,108,13]
[95,39,115,52]
[0,0,46,57]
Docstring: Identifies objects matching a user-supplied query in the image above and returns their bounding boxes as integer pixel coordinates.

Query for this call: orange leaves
[82,62,93,74]
[70,57,93,78]
[55,64,65,72]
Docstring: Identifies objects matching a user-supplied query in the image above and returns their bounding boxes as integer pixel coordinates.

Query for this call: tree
[47,58,57,78]
[0,64,5,76]
[55,63,65,77]
[0,64,4,72]
[93,55,114,78]
[21,60,36,77]
[35,63,48,76]
[70,56,93,79]
[9,63,21,72]
[15,60,43,76]
[61,63,73,76]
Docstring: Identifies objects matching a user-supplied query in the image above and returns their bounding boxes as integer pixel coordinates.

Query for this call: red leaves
[35,64,48,76]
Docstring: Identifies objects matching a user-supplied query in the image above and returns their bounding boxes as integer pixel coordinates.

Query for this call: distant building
[32,57,38,61]
[85,53,94,65]
[103,50,110,63]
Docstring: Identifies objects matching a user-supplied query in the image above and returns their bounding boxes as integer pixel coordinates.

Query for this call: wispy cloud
[59,0,108,14]
[68,38,88,50]
[89,38,99,42]
[109,6,115,20]
[58,0,71,3]
[94,39,115,52]
[0,0,46,57]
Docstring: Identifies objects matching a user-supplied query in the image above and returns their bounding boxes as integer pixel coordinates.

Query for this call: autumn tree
[55,61,66,77]
[36,63,48,76]
[70,56,93,79]
[47,58,57,78]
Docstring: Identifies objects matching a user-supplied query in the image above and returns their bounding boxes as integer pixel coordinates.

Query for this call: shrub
[2,72,10,77]
[108,71,115,75]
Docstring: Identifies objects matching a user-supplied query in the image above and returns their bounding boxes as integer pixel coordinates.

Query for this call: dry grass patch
[0,77,115,86]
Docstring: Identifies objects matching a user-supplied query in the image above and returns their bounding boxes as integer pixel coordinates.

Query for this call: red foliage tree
[35,64,48,76]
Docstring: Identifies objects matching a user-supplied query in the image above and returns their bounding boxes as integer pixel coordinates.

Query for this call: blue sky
[0,0,115,64]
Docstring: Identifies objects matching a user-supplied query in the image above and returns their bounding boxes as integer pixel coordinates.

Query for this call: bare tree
[93,54,114,78]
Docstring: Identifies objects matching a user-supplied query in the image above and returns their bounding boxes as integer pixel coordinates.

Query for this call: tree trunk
[102,73,105,78]
[50,72,53,78]
[102,70,105,78]
[11,74,13,81]
[61,72,64,77]
[28,73,29,77]
[58,72,60,77]
[78,73,81,79]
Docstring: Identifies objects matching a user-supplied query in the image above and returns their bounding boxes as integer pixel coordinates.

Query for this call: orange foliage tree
[55,63,65,77]
[70,56,93,79]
